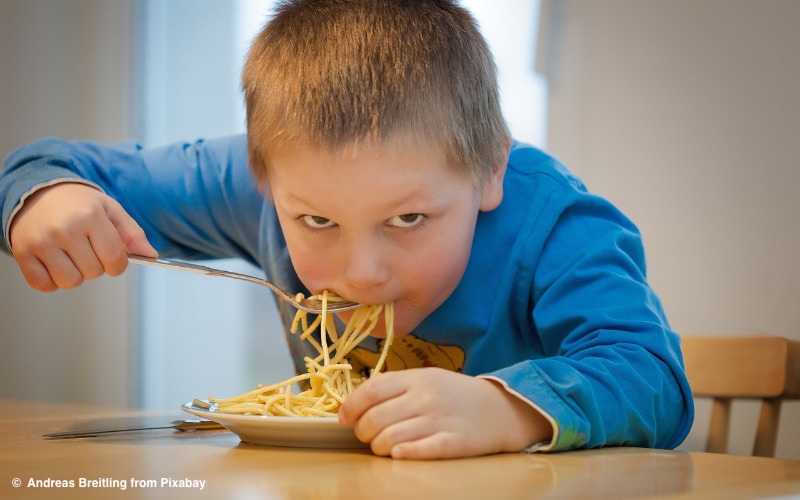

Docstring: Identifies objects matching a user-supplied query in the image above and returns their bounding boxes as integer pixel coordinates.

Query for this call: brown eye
[388,213,426,228]
[301,215,336,229]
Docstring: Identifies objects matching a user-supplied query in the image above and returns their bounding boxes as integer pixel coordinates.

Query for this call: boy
[0,0,693,459]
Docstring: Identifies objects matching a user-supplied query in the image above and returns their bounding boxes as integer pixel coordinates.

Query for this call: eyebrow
[280,186,444,216]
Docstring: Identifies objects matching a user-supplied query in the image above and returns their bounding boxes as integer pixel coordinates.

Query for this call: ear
[479,139,510,212]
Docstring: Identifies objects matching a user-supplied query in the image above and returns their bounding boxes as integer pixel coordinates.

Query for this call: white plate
[181,401,367,449]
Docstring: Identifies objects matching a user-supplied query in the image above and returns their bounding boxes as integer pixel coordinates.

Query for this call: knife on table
[43,416,224,439]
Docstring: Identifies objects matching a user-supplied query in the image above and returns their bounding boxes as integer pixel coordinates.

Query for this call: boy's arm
[488,192,694,452]
[1,135,262,263]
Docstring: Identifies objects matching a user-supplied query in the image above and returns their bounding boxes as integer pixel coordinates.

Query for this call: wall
[541,0,800,458]
[135,0,293,410]
[0,0,294,410]
[0,0,137,406]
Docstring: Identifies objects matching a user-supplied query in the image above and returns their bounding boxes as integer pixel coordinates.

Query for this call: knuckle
[368,437,392,457]
[434,433,464,459]
[17,262,56,292]
[21,237,50,256]
[104,263,127,277]
[27,229,74,254]
[101,253,129,276]
[353,415,375,442]
[27,275,57,292]
[55,273,85,290]
[359,382,384,407]
[83,267,105,280]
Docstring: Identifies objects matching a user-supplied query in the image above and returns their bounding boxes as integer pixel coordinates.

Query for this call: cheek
[404,224,475,300]
[420,245,465,281]
[280,227,338,292]
[291,251,340,293]
[288,252,323,290]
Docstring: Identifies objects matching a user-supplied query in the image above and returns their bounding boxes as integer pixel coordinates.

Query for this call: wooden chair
[681,336,800,457]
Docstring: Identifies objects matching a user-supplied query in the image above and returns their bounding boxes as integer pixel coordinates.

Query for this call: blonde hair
[242,0,509,186]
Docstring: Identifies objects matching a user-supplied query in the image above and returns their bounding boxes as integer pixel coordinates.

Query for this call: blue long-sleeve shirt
[0,136,694,451]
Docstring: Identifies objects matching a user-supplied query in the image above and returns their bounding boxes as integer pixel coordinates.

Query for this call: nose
[339,237,391,294]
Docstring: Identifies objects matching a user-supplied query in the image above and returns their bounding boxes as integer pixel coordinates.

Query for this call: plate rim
[181,401,347,426]
[181,400,366,448]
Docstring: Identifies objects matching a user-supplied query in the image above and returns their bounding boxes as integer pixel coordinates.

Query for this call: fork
[127,255,361,314]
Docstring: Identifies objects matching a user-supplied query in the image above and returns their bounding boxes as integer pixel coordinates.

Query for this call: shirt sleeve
[487,185,694,452]
[0,135,264,263]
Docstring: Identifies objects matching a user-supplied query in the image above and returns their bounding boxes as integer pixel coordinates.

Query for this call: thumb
[126,233,159,258]
[105,200,158,258]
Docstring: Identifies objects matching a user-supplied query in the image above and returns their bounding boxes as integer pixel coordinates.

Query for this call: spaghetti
[201,291,394,417]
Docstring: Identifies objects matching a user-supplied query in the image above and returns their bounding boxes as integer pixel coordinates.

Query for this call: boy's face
[265,135,505,337]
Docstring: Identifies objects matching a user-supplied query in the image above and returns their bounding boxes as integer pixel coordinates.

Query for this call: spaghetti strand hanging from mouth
[205,291,394,416]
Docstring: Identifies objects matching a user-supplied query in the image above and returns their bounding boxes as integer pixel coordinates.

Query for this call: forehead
[268,137,443,183]
[265,135,477,212]
[265,132,464,179]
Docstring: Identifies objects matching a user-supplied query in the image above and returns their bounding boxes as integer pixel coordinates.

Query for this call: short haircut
[242,0,510,186]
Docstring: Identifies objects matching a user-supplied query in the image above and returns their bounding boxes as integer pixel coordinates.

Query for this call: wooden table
[1,400,799,499]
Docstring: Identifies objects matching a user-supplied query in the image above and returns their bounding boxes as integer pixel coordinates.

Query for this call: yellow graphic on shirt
[348,334,466,376]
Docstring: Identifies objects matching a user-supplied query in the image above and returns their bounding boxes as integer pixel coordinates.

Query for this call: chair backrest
[681,336,800,457]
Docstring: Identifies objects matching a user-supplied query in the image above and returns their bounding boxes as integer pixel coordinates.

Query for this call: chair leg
[753,398,782,457]
[707,397,731,454]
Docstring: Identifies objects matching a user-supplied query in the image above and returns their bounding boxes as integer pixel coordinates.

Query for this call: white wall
[135,0,293,411]
[541,0,800,459]
[0,0,296,411]
[0,0,137,407]
[463,0,547,148]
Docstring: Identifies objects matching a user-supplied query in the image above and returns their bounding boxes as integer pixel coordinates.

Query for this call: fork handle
[127,254,360,313]
[127,255,272,289]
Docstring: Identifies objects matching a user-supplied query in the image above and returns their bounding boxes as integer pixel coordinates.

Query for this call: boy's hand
[338,367,553,459]
[9,182,157,291]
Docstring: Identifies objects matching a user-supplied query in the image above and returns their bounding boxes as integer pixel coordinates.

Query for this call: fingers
[387,430,463,460]
[339,372,407,425]
[340,381,410,456]
[340,369,526,460]
[99,197,158,274]
[354,398,465,459]
[343,377,421,450]
[14,253,59,292]
[9,183,156,290]
[13,227,97,291]
[68,237,107,280]
[13,224,109,291]
[340,370,462,458]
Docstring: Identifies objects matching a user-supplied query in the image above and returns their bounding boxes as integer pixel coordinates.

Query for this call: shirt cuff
[477,374,558,453]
